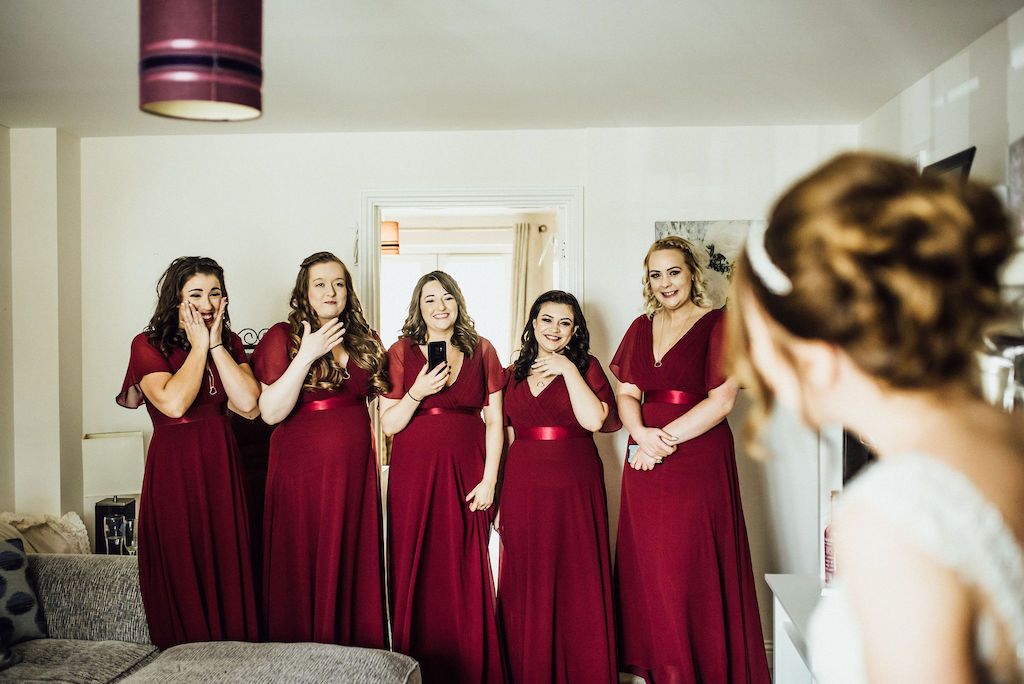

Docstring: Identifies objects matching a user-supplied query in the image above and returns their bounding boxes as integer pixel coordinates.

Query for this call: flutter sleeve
[705,309,729,390]
[584,355,623,433]
[116,333,172,408]
[227,330,250,366]
[384,340,407,400]
[250,323,292,386]
[479,338,508,395]
[609,316,645,385]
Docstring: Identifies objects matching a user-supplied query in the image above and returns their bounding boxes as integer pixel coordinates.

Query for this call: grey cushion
[0,540,46,648]
[3,638,158,683]
[26,555,150,645]
[122,641,421,684]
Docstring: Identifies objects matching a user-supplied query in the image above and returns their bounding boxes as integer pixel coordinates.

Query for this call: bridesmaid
[611,236,770,683]
[251,251,388,648]
[497,290,620,684]
[117,256,259,650]
[380,270,506,684]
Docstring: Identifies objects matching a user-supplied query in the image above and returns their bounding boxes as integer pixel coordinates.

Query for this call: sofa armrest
[27,554,152,645]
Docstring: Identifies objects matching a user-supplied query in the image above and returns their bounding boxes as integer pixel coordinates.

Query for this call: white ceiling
[1,0,1022,137]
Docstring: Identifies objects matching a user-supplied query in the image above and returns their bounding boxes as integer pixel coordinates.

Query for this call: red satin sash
[515,425,591,441]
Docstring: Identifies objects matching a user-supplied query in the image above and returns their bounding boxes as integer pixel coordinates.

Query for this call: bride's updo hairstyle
[730,152,1015,443]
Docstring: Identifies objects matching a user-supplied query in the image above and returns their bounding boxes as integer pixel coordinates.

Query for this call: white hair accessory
[745,222,793,296]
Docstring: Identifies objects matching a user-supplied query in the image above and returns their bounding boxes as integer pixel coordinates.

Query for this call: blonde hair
[642,236,713,317]
[730,152,1014,453]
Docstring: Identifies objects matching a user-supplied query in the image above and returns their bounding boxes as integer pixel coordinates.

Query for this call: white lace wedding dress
[807,453,1024,683]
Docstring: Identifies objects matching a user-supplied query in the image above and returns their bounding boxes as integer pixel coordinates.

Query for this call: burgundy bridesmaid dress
[498,355,621,684]
[611,309,770,684]
[386,336,506,684]
[251,322,388,648]
[117,331,259,650]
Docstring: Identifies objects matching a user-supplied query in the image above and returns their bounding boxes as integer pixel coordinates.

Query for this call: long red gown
[498,355,621,684]
[386,336,506,684]
[251,322,388,648]
[117,331,259,650]
[610,309,770,684]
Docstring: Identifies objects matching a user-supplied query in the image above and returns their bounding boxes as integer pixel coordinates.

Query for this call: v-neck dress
[117,331,259,650]
[497,355,622,684]
[385,336,507,684]
[250,322,388,648]
[610,308,770,684]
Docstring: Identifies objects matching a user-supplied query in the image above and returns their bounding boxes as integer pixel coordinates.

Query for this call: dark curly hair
[730,151,1015,449]
[512,290,591,382]
[286,252,389,397]
[146,256,230,356]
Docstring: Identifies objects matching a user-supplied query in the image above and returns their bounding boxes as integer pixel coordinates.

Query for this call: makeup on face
[647,249,692,310]
[308,261,348,323]
[420,280,457,334]
[180,273,223,329]
[533,302,575,354]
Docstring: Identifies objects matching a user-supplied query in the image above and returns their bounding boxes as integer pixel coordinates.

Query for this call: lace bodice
[808,453,1024,683]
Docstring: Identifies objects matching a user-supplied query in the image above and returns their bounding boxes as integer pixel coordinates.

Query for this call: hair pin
[745,222,793,296]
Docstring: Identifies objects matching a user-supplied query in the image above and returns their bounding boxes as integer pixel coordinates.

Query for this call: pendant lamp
[139,0,263,121]
[381,221,400,255]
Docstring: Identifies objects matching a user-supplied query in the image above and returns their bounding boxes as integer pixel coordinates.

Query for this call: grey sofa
[3,554,420,683]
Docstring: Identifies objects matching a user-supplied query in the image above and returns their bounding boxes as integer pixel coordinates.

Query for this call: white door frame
[357,187,584,328]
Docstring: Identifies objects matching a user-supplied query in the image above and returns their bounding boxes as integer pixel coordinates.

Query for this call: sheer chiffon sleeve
[479,338,508,395]
[609,316,645,385]
[584,355,623,433]
[250,323,291,386]
[384,339,407,400]
[227,331,250,366]
[705,309,729,390]
[117,333,173,408]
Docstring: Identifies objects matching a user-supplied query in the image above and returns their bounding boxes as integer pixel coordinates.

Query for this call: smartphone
[427,341,446,372]
[627,444,639,464]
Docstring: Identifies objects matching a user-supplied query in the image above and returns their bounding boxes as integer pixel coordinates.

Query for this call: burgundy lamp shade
[381,221,400,255]
[139,0,263,121]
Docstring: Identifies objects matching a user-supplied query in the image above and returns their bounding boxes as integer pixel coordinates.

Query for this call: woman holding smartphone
[498,290,620,684]
[611,237,769,683]
[380,270,506,684]
[117,256,259,649]
[251,251,388,648]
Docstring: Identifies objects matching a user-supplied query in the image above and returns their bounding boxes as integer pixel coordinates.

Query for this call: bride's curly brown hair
[286,252,389,396]
[729,152,1014,455]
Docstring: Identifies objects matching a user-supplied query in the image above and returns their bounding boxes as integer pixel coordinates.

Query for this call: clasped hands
[630,426,679,471]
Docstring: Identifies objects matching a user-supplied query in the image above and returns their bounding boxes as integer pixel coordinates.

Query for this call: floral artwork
[654,220,761,307]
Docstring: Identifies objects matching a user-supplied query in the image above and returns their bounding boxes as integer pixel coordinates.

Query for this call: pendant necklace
[654,316,665,368]
[206,363,217,395]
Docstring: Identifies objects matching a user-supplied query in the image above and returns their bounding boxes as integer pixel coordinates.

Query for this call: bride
[731,152,1024,682]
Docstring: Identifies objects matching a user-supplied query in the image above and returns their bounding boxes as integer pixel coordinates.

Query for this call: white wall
[0,126,13,512]
[8,129,83,515]
[860,6,1024,285]
[57,130,82,516]
[79,124,856,633]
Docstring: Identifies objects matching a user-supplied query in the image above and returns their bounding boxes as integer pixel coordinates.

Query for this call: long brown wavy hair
[729,152,1014,454]
[286,252,389,396]
[399,271,479,356]
[146,256,230,356]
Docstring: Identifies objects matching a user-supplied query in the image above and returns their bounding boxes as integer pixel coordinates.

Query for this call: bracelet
[407,391,422,403]
[209,343,223,351]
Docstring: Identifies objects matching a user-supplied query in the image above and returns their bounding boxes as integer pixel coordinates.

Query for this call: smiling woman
[116,255,260,650]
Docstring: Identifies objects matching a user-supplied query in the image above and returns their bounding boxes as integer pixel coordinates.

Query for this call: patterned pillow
[0,539,47,650]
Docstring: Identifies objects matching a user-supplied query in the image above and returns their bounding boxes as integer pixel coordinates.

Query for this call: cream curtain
[510,222,532,357]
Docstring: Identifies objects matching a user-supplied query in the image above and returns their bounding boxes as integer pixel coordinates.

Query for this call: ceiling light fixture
[139,0,263,121]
